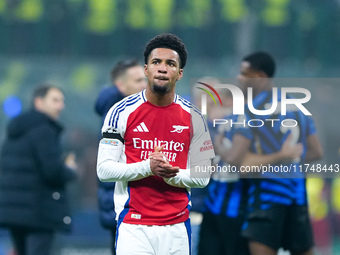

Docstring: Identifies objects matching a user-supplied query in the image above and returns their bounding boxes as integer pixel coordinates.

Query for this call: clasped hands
[149,146,180,178]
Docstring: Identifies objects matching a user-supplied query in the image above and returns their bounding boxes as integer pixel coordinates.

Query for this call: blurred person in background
[227,52,323,255]
[198,86,251,255]
[0,85,78,255]
[199,81,301,255]
[95,59,147,122]
[190,77,228,255]
[94,59,146,254]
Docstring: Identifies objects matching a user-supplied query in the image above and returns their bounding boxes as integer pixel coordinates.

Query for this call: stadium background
[0,0,339,254]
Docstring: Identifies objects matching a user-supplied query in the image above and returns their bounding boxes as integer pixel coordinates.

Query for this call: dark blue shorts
[242,205,314,253]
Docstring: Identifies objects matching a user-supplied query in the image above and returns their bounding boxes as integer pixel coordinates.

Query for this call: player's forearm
[305,135,324,163]
[97,158,152,182]
[163,169,210,188]
[163,159,211,188]
[241,152,284,167]
[305,149,323,163]
[97,142,153,182]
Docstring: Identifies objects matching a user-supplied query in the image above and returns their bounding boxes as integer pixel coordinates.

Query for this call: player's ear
[144,64,148,77]
[176,69,183,81]
[257,71,268,78]
[115,80,124,93]
[34,97,43,110]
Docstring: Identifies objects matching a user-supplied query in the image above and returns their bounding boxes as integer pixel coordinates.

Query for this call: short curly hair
[243,51,276,78]
[144,33,188,69]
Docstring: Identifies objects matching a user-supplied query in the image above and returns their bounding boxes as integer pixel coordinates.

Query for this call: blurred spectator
[94,59,146,254]
[95,59,147,123]
[191,77,226,255]
[0,85,77,255]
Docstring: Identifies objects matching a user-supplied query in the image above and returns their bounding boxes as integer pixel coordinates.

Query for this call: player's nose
[158,62,167,73]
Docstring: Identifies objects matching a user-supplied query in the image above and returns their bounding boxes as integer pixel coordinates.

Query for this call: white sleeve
[163,158,211,188]
[96,138,153,182]
[164,111,214,188]
[97,103,153,182]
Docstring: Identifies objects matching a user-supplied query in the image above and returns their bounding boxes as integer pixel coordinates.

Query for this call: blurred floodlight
[3,96,22,118]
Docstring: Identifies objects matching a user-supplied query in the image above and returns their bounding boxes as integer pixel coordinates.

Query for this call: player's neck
[254,82,273,97]
[145,89,175,106]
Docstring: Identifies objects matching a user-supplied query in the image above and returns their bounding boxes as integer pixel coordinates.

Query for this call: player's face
[36,88,65,120]
[237,61,264,94]
[144,48,183,95]
[123,66,147,95]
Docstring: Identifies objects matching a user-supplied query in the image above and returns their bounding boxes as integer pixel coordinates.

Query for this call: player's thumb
[154,146,164,153]
[286,133,293,143]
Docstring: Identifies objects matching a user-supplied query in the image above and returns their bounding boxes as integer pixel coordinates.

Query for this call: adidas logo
[133,122,149,132]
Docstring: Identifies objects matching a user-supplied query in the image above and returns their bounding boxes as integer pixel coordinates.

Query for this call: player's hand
[280,134,303,161]
[65,152,78,171]
[149,146,179,178]
[149,146,168,163]
[150,162,180,178]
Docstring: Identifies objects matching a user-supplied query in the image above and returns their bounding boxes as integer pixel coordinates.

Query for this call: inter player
[96,34,214,255]
[227,52,323,255]
[199,85,303,255]
[198,86,250,255]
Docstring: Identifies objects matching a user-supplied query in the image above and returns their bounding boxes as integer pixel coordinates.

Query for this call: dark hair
[243,51,276,78]
[110,59,140,82]
[32,84,63,101]
[144,33,188,69]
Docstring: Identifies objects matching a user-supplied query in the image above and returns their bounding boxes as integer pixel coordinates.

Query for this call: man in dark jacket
[0,85,77,255]
[95,59,146,254]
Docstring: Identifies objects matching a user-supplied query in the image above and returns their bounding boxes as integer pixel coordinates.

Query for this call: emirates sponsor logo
[132,138,185,152]
[133,138,185,162]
